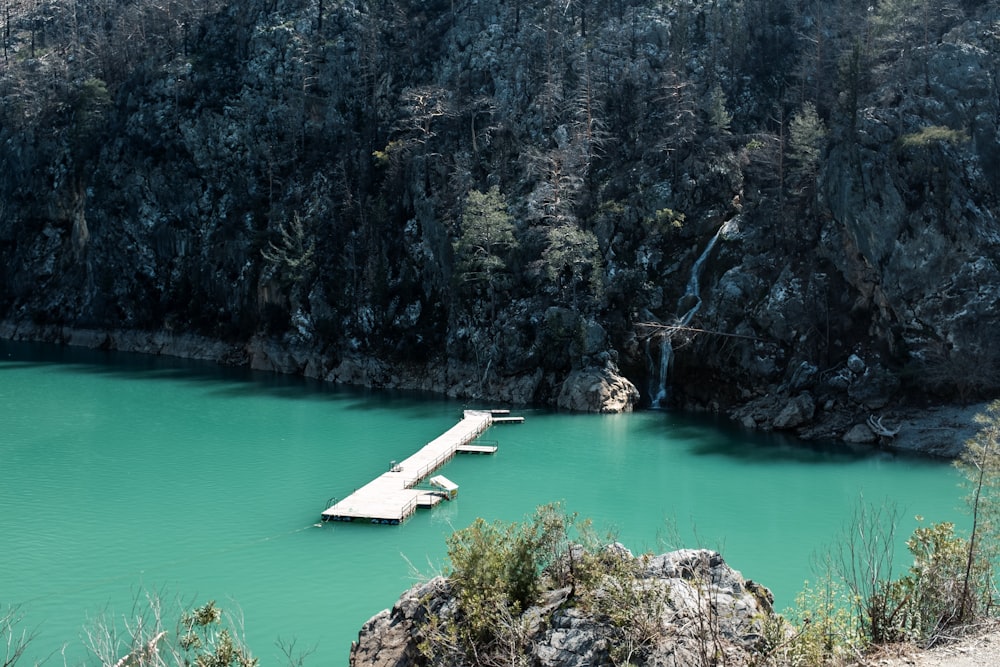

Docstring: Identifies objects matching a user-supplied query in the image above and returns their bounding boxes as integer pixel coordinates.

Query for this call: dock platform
[321,409,519,524]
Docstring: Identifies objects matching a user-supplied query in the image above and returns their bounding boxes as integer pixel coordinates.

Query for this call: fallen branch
[112,630,167,667]
[867,415,901,438]
[636,322,765,342]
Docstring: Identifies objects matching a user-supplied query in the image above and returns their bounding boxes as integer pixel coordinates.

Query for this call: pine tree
[787,101,827,193]
[453,187,519,319]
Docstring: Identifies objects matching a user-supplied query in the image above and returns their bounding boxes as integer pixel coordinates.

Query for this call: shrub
[896,520,978,641]
[437,506,577,650]
[424,504,608,665]
[783,572,859,665]
[899,126,968,149]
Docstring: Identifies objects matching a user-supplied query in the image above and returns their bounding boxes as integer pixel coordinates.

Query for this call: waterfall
[646,336,674,408]
[649,221,730,408]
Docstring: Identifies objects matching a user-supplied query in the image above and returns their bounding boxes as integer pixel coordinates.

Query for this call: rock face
[350,549,774,667]
[1,2,998,424]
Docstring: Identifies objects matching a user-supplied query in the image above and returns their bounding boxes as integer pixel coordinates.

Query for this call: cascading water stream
[649,221,730,408]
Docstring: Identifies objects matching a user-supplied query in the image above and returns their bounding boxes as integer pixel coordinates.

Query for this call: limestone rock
[349,577,451,667]
[349,549,777,667]
[556,364,640,413]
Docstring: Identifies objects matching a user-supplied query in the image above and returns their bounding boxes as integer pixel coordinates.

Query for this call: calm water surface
[0,341,966,665]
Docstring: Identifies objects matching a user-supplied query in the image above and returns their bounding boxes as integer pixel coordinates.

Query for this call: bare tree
[836,499,906,645]
[2,604,39,667]
[956,401,1000,622]
[84,594,257,667]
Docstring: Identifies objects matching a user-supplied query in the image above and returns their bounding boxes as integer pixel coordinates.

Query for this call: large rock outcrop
[350,548,775,667]
[556,364,641,413]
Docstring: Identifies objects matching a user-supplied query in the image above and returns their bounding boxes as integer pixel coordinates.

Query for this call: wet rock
[328,355,391,387]
[843,423,879,444]
[773,392,817,430]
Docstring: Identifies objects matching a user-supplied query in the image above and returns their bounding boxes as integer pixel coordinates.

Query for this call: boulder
[847,354,866,374]
[843,423,878,444]
[772,392,817,430]
[556,364,640,413]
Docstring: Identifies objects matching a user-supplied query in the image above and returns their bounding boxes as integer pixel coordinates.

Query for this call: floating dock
[321,409,520,525]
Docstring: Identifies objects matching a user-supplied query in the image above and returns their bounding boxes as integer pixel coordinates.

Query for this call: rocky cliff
[1,1,998,431]
[349,548,776,667]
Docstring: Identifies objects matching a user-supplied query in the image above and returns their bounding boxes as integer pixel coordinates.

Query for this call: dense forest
[1,0,998,436]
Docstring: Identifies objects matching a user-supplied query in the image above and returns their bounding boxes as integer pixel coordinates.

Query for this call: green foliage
[954,400,1000,616]
[372,140,407,168]
[179,600,258,667]
[539,224,603,307]
[819,425,1000,653]
[78,596,258,667]
[426,504,606,664]
[74,77,111,129]
[787,102,827,186]
[651,208,686,232]
[897,520,977,639]
[453,187,519,314]
[783,573,859,665]
[446,506,560,621]
[261,213,316,286]
[899,126,969,149]
[839,519,979,646]
[596,553,672,667]
[69,76,112,160]
[706,84,732,134]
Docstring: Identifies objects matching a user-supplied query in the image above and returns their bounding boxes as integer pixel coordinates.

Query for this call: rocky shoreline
[3,319,989,459]
[0,319,639,413]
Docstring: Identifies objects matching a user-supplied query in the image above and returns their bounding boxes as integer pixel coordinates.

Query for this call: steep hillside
[2,0,998,438]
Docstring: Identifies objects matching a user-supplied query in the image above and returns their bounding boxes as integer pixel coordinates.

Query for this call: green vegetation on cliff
[1,0,998,414]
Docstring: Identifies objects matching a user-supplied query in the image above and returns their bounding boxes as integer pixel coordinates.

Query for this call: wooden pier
[321,409,519,525]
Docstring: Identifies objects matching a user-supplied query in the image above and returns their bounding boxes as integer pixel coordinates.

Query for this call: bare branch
[867,415,900,439]
[2,604,39,667]
[636,322,765,343]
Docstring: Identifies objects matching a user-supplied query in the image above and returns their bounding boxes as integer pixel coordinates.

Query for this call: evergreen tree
[787,101,827,193]
[706,84,733,134]
[539,223,602,309]
[453,187,519,319]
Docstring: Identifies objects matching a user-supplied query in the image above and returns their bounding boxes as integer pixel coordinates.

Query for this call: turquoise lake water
[0,341,968,665]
